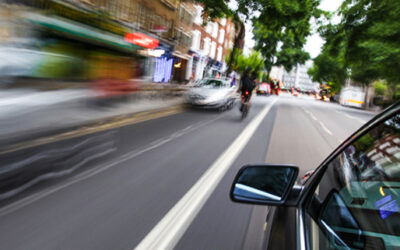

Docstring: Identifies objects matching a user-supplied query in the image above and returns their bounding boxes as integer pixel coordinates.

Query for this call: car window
[198,79,224,88]
[307,113,400,249]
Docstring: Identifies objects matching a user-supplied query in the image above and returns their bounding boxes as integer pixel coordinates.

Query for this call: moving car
[257,82,270,95]
[186,78,237,111]
[230,102,400,249]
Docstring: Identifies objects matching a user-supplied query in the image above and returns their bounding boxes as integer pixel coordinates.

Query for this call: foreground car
[186,78,237,111]
[230,102,400,249]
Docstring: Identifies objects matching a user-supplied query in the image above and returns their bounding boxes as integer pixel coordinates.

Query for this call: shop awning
[25,13,140,53]
[172,51,191,60]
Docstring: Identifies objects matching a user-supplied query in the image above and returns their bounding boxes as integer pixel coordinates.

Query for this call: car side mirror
[230,165,299,205]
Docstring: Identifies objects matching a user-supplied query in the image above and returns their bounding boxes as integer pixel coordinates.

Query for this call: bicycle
[240,91,251,120]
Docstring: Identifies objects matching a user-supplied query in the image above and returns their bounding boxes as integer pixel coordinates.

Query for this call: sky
[304,0,344,58]
[229,0,344,58]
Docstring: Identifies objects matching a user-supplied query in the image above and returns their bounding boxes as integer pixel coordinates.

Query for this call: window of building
[203,38,211,55]
[176,29,182,44]
[218,29,225,44]
[183,34,191,47]
[217,46,222,62]
[210,41,216,58]
[186,12,192,26]
[194,5,203,25]
[206,23,212,34]
[220,18,227,26]
[180,5,185,20]
[191,30,201,51]
[139,6,148,29]
[212,22,218,38]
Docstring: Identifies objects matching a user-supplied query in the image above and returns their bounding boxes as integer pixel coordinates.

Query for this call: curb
[0,103,187,154]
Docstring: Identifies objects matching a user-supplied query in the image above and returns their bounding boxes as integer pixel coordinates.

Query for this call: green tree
[226,49,264,76]
[374,80,388,96]
[312,0,400,105]
[197,0,321,76]
[250,0,320,78]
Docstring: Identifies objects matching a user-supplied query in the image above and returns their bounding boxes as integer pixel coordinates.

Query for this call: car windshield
[196,79,226,88]
[0,0,398,249]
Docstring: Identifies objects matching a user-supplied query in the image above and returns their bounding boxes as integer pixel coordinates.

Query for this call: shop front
[151,42,174,83]
[171,52,190,84]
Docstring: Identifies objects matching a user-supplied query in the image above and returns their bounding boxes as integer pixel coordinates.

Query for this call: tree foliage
[250,0,320,74]
[197,0,321,75]
[226,49,264,76]
[311,0,400,102]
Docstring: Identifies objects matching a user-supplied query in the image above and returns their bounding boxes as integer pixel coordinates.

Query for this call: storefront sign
[125,33,159,49]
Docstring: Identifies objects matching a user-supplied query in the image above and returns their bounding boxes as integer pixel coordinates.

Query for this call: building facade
[282,64,319,92]
[189,3,235,80]
[3,0,235,84]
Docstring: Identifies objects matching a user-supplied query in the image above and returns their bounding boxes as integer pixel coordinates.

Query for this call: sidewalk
[0,87,186,147]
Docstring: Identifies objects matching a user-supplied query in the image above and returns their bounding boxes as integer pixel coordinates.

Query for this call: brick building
[189,3,235,80]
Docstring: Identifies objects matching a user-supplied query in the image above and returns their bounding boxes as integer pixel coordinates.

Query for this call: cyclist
[239,68,257,112]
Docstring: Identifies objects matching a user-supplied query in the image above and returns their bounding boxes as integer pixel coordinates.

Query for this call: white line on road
[318,120,333,135]
[336,110,365,123]
[134,98,278,250]
[0,116,223,217]
[303,108,335,137]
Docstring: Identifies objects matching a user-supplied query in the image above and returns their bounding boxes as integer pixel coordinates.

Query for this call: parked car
[230,102,400,249]
[186,78,237,111]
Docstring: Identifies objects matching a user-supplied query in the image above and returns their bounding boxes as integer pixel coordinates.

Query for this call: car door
[302,109,400,249]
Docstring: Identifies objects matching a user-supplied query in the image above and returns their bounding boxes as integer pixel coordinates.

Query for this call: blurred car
[230,102,400,249]
[186,78,237,111]
[257,82,270,95]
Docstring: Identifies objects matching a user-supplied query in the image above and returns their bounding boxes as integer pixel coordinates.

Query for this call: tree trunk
[226,20,245,75]
[266,67,271,83]
[364,83,370,109]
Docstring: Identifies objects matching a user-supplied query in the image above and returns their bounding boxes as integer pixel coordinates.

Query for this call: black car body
[230,103,400,249]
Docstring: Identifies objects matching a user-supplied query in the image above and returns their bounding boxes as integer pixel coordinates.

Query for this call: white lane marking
[308,111,318,121]
[135,98,278,250]
[0,117,222,217]
[303,108,335,137]
[336,110,365,123]
[318,120,333,135]
[302,109,317,121]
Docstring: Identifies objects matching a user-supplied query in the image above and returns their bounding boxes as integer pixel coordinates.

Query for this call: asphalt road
[0,95,375,250]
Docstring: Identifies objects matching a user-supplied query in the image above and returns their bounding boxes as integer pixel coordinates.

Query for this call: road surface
[0,96,375,250]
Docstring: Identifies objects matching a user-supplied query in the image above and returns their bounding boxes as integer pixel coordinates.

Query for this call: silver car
[186,78,238,111]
